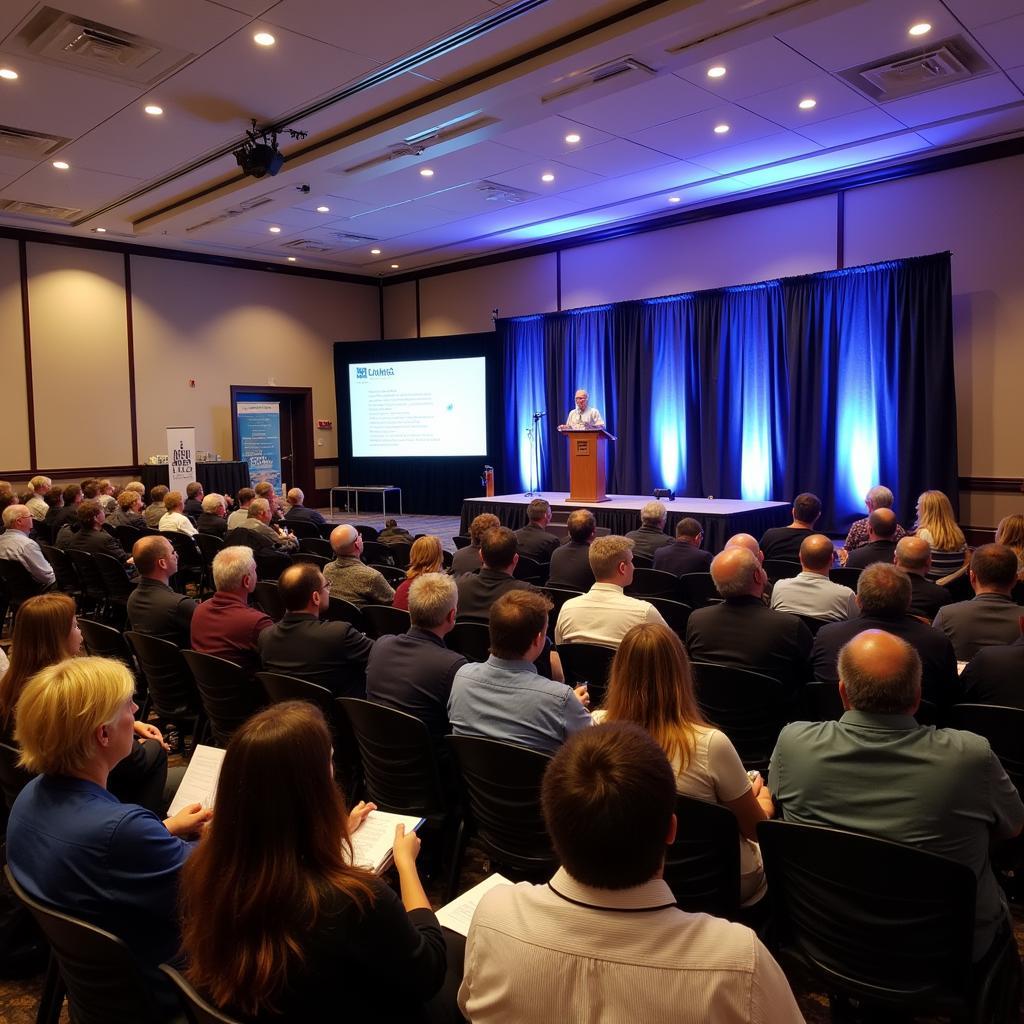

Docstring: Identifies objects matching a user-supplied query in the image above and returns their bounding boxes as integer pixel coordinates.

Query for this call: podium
[561,429,613,503]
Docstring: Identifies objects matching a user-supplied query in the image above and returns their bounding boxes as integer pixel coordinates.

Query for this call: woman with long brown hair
[179,701,447,1022]
[913,489,968,581]
[598,622,774,904]
[995,513,1024,580]
[392,535,444,611]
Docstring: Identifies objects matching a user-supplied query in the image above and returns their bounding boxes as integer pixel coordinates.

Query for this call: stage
[460,492,791,554]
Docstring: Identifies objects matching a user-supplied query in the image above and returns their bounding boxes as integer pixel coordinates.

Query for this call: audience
[96,480,118,516]
[179,701,448,1022]
[196,493,228,537]
[325,524,395,607]
[127,536,196,647]
[598,624,774,905]
[546,508,597,592]
[459,722,803,1023]
[725,532,773,602]
[232,497,298,551]
[25,476,50,522]
[52,483,83,534]
[0,505,56,588]
[283,487,326,528]
[913,489,967,581]
[554,535,665,647]
[624,500,674,560]
[759,492,822,562]
[842,485,907,554]
[933,544,1022,660]
[226,487,255,530]
[844,508,899,569]
[451,513,500,576]
[770,629,1023,963]
[378,517,414,546]
[652,517,712,576]
[995,513,1024,579]
[183,482,205,519]
[110,488,146,530]
[258,563,373,697]
[514,498,559,563]
[42,488,64,538]
[143,484,169,529]
[254,481,284,524]
[960,613,1024,709]
[393,535,444,610]
[158,491,198,537]
[66,499,133,566]
[448,590,590,755]
[894,535,953,621]
[455,527,535,620]
[769,534,857,622]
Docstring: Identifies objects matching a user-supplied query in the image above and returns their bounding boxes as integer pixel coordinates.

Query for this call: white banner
[166,426,196,494]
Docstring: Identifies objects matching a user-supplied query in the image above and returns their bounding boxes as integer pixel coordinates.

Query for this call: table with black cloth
[139,462,250,499]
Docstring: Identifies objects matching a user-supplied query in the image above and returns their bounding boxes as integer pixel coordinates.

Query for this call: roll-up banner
[166,427,196,494]
[237,401,282,491]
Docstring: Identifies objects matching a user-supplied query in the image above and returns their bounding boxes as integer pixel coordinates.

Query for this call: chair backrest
[159,964,242,1024]
[161,530,203,569]
[258,671,333,711]
[337,698,446,817]
[542,585,583,639]
[282,519,320,540]
[0,740,35,810]
[829,566,862,589]
[0,557,48,604]
[631,553,653,569]
[299,536,332,558]
[5,865,165,1024]
[79,617,135,664]
[113,524,143,552]
[442,549,454,570]
[757,820,975,1006]
[950,704,1024,798]
[452,534,472,550]
[361,604,410,639]
[40,542,79,593]
[796,613,830,637]
[447,620,491,662]
[252,580,285,621]
[289,552,329,569]
[124,631,201,720]
[663,795,741,919]
[355,524,379,542]
[803,681,845,721]
[361,540,393,566]
[764,558,801,583]
[624,567,678,598]
[67,549,106,600]
[446,735,555,874]
[368,562,406,587]
[182,650,264,747]
[676,572,720,609]
[513,554,546,584]
[93,551,135,599]
[555,642,616,706]
[254,549,291,580]
[194,532,224,570]
[326,596,364,630]
[645,597,692,638]
[386,541,412,569]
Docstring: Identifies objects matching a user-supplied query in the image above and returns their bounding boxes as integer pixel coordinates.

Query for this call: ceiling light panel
[741,75,870,130]
[494,116,613,159]
[630,104,780,162]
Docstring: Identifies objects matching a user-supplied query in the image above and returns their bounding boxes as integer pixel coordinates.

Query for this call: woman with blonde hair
[392,535,444,611]
[995,513,1024,579]
[598,622,774,904]
[913,490,968,581]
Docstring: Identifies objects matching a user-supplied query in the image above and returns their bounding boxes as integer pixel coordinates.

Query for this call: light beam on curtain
[499,316,547,492]
[646,297,690,493]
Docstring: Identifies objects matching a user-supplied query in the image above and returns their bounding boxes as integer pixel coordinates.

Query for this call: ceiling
[0,0,1022,278]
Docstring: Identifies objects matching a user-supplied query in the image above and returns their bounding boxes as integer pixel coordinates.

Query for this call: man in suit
[284,488,326,528]
[547,509,597,592]
[758,492,821,563]
[183,482,204,519]
[451,512,500,576]
[126,535,196,646]
[933,545,1022,661]
[258,563,373,697]
[66,500,133,567]
[625,501,674,561]
[960,618,1024,709]
[895,536,952,621]
[653,517,713,576]
[515,499,559,564]
[196,493,228,538]
[845,508,899,569]
[52,483,83,535]
[456,527,535,620]
[812,563,958,714]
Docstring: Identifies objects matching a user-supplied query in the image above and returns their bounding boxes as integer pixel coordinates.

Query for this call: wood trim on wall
[0,465,141,480]
[958,476,1024,494]
[18,240,36,470]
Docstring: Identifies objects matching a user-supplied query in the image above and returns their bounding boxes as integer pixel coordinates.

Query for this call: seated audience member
[67,499,133,566]
[226,487,255,531]
[844,508,899,569]
[685,547,812,695]
[933,544,1022,661]
[183,482,204,519]
[283,487,326,528]
[325,524,395,607]
[196,493,228,537]
[25,475,51,522]
[367,573,467,745]
[459,722,802,1023]
[234,497,298,551]
[6,657,209,1000]
[995,513,1024,579]
[770,629,1024,963]
[110,488,146,530]
[124,481,147,500]
[258,564,372,698]
[725,532,773,602]
[378,517,414,545]
[254,481,284,524]
[770,534,858,622]
[143,484,169,529]
[96,480,118,516]
[843,484,907,555]
[598,624,774,905]
[555,535,666,647]
[393,535,444,610]
[653,517,713,576]
[625,500,674,561]
[159,491,199,537]
[449,590,590,755]
[451,513,500,576]
[0,505,56,588]
[960,615,1024,709]
[515,498,559,563]
[895,536,953,621]
[913,489,968,581]
[455,527,535,620]
[811,563,958,713]
[759,492,822,562]
[127,536,196,647]
[42,488,64,537]
[190,546,273,676]
[52,483,83,535]
[546,509,597,592]
[179,701,447,1022]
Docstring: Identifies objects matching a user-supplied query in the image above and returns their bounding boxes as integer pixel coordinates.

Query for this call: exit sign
[316,419,333,430]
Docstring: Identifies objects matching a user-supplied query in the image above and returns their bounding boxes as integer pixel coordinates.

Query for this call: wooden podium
[561,428,613,502]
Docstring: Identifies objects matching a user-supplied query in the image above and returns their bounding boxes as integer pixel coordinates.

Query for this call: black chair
[763,558,801,583]
[513,554,546,585]
[40,542,80,599]
[368,563,406,588]
[282,519,321,540]
[676,572,720,609]
[447,620,491,662]
[161,531,204,591]
[447,735,555,882]
[442,549,454,570]
[78,617,136,666]
[803,680,845,721]
[355,524,379,542]
[290,551,329,569]
[452,534,472,550]
[386,541,412,569]
[252,580,285,621]
[829,566,862,589]
[113,524,144,553]
[796,613,831,637]
[254,548,292,580]
[361,604,410,639]
[182,650,265,747]
[1012,579,1024,606]
[194,533,223,596]
[950,704,1024,798]
[299,536,332,559]
[646,597,693,638]
[326,596,364,630]
[631,553,653,569]
[542,585,583,639]
[0,557,49,620]
[663,795,741,920]
[757,820,1021,1021]
[67,549,107,616]
[0,740,35,810]
[93,552,136,622]
[160,964,242,1023]
[361,540,394,566]
[556,642,616,706]
[125,631,204,748]
[691,663,786,773]
[625,567,678,599]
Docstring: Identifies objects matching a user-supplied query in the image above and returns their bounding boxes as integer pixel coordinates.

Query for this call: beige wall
[383,281,416,340]
[0,240,30,473]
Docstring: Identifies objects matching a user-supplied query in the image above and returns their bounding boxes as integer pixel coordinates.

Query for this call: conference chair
[355,524,379,542]
[182,650,266,747]
[541,585,583,638]
[254,548,291,580]
[125,631,205,751]
[92,552,136,625]
[757,820,1021,1022]
[194,534,223,596]
[326,596,364,631]
[289,552,329,570]
[281,519,320,540]
[676,572,720,609]
[631,553,653,570]
[77,618,141,684]
[763,559,801,584]
[66,550,107,618]
[441,549,454,570]
[1012,579,1024,606]
[113,524,143,553]
[829,566,862,590]
[796,613,831,637]
[625,567,678,599]
[361,604,410,639]
[298,536,332,559]
[368,562,406,588]
[159,965,242,1024]
[447,620,491,662]
[949,705,1024,799]
[360,540,394,566]
[0,741,34,811]
[513,554,547,585]
[803,681,938,727]
[160,531,204,592]
[555,642,616,707]
[0,558,50,622]
[386,541,412,569]
[40,542,80,601]
[645,597,693,639]
[252,580,285,622]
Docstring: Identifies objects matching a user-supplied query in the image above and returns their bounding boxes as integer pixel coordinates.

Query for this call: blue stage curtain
[497,252,956,534]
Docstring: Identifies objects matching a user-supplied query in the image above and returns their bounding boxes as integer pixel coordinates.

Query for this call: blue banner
[237,401,282,491]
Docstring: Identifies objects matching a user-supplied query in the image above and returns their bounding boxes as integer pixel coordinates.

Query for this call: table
[139,461,250,497]
[330,485,403,517]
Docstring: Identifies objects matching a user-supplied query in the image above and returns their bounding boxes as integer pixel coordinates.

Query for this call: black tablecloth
[139,461,250,498]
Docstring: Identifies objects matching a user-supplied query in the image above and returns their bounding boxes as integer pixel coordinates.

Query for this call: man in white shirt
[459,722,804,1023]
[555,535,665,647]
[770,534,858,623]
[561,389,605,430]
[0,505,55,587]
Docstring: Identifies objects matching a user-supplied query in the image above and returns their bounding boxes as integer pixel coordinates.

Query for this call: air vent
[282,238,336,254]
[541,56,656,104]
[0,199,82,221]
[333,230,378,244]
[476,180,538,204]
[0,124,69,160]
[183,188,293,233]
[840,36,990,102]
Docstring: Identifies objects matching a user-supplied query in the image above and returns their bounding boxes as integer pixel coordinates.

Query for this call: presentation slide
[349,356,487,458]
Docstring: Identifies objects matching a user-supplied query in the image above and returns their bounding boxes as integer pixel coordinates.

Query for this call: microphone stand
[524,410,545,497]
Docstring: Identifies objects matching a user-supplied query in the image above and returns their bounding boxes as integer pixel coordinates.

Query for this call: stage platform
[460,492,791,554]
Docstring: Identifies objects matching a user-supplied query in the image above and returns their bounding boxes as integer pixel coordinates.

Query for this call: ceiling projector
[233,120,307,179]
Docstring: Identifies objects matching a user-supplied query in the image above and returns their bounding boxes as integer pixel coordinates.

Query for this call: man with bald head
[126,535,196,646]
[770,629,1023,964]
[843,484,907,554]
[770,534,858,622]
[324,524,395,607]
[283,487,326,529]
[844,507,899,569]
[684,546,812,695]
[895,535,952,621]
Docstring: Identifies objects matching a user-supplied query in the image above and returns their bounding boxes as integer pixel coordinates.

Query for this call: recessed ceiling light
[316,205,330,213]
[390,263,400,269]
[713,123,730,134]
[287,256,297,262]
[144,104,163,116]
[564,132,581,144]
[908,22,931,36]
[668,196,681,203]
[798,98,817,110]
[370,248,381,255]
[93,227,107,233]
[52,160,69,170]
[269,226,282,233]
[706,65,726,79]
[541,172,555,182]
[419,167,434,178]
[0,68,18,81]
[253,31,275,46]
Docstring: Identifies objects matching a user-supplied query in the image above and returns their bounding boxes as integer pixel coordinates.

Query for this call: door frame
[230,385,314,498]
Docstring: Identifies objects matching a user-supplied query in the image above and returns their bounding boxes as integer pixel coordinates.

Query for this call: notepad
[350,810,424,874]
[167,745,226,817]
[435,873,514,937]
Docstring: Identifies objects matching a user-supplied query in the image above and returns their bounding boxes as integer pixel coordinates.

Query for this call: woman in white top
[596,622,774,904]
[157,490,198,537]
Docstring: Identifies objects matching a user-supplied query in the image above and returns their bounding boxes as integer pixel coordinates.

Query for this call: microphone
[533,411,546,418]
